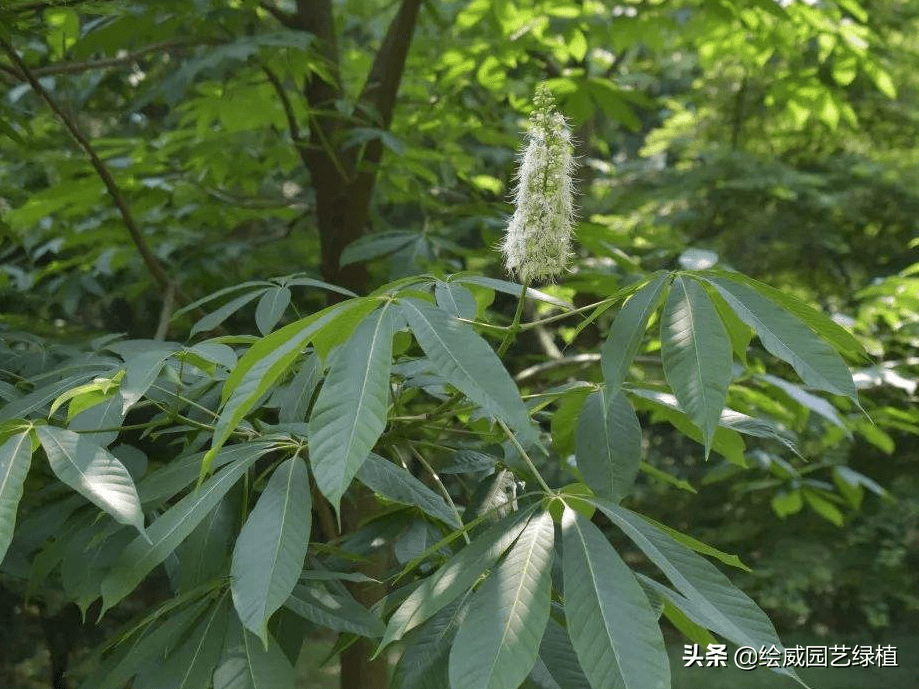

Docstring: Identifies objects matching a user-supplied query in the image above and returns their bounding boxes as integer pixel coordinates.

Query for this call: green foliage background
[0,1,917,688]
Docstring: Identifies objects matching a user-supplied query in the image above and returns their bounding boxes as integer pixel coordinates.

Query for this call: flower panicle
[501,84,577,284]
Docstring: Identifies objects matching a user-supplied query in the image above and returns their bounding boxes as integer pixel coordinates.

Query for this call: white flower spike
[502,84,576,284]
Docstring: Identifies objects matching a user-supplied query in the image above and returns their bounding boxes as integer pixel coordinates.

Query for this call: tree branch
[32,40,210,77]
[262,65,304,147]
[0,36,191,308]
[358,0,423,131]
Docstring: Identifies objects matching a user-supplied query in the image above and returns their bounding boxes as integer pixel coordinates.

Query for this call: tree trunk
[280,2,424,686]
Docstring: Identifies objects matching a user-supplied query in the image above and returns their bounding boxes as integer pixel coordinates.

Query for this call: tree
[1,1,910,689]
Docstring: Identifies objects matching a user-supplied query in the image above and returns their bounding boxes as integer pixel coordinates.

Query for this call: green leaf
[213,617,295,689]
[255,286,291,335]
[660,276,732,456]
[120,345,177,413]
[36,426,145,535]
[48,372,123,418]
[449,512,554,689]
[561,508,670,689]
[454,276,574,309]
[357,453,460,528]
[378,508,532,651]
[759,373,847,430]
[639,462,697,494]
[601,272,669,393]
[231,456,312,644]
[173,281,272,319]
[575,389,641,501]
[392,594,470,689]
[634,514,751,572]
[275,354,320,424]
[435,281,478,319]
[135,595,230,689]
[401,298,536,443]
[205,298,377,477]
[536,616,592,689]
[803,489,844,526]
[192,288,268,336]
[340,230,419,266]
[628,387,746,465]
[79,598,211,689]
[718,409,800,457]
[0,431,33,563]
[176,489,238,592]
[709,287,753,366]
[284,584,385,637]
[636,576,717,648]
[138,441,277,506]
[663,596,717,648]
[0,373,108,423]
[771,489,803,518]
[68,390,125,447]
[101,448,265,611]
[309,305,396,510]
[704,276,858,401]
[279,275,357,298]
[593,500,804,685]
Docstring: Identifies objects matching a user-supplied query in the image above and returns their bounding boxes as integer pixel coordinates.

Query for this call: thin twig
[22,41,206,79]
[154,282,175,340]
[262,65,305,149]
[403,445,469,543]
[498,419,552,494]
[497,281,529,357]
[0,36,191,310]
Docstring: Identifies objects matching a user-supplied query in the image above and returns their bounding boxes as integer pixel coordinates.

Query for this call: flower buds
[501,84,576,284]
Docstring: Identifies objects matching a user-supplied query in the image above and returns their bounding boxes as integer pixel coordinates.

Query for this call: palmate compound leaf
[204,297,379,478]
[448,511,554,689]
[600,271,670,394]
[400,297,538,445]
[703,276,858,402]
[231,455,311,644]
[0,431,32,563]
[213,616,295,689]
[377,507,535,652]
[100,443,272,612]
[36,426,145,536]
[561,508,670,689]
[308,304,397,511]
[575,388,641,501]
[660,276,732,457]
[592,499,807,686]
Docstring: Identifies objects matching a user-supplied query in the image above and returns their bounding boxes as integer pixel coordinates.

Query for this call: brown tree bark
[266,2,424,687]
[288,0,423,295]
